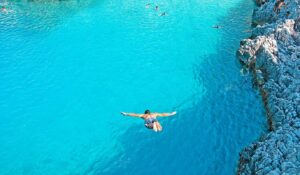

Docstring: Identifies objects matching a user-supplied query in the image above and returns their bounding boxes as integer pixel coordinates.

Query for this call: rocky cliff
[237,0,300,174]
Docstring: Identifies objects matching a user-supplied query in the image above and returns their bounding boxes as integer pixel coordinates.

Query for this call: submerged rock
[237,0,300,174]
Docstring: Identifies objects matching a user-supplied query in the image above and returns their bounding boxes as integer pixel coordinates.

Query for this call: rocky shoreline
[236,0,300,174]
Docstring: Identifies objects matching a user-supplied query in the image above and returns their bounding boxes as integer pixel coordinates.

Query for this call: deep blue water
[0,0,266,174]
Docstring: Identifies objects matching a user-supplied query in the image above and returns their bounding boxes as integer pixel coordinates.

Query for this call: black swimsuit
[144,118,158,129]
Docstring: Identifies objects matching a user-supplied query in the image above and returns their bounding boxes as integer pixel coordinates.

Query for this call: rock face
[237,0,300,174]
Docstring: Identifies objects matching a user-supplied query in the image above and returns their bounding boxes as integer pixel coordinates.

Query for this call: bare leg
[153,122,162,132]
[153,124,158,132]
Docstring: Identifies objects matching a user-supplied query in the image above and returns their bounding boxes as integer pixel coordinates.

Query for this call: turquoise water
[0,0,266,174]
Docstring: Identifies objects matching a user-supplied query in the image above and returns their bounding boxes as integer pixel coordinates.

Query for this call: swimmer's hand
[156,111,177,117]
[121,112,127,116]
[170,111,177,116]
[121,112,143,118]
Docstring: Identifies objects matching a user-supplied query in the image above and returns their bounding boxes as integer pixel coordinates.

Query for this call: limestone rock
[237,0,300,174]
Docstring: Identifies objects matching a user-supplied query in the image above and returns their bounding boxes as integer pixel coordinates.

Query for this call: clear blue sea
[0,0,266,174]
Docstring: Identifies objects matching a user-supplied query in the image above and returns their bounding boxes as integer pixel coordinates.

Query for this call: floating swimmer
[212,25,223,29]
[145,3,151,9]
[121,110,177,132]
[155,5,159,11]
[159,12,166,16]
[273,0,286,14]
[1,6,7,13]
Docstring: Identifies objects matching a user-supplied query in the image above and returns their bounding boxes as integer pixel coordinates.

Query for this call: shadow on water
[85,0,267,175]
[0,0,99,33]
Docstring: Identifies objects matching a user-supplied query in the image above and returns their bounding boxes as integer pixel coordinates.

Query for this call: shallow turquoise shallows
[0,0,266,174]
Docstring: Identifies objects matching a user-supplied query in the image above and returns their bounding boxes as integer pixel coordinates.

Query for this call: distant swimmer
[212,25,223,29]
[121,110,177,132]
[286,11,290,17]
[1,6,7,13]
[155,5,159,11]
[145,3,151,9]
[273,0,286,14]
[159,12,166,16]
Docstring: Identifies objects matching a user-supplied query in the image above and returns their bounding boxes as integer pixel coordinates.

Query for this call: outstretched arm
[155,111,177,117]
[121,112,144,118]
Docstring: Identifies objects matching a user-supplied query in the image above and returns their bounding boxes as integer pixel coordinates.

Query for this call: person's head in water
[144,109,151,114]
[1,6,7,12]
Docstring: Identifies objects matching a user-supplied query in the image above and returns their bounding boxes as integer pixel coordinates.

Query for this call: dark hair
[144,109,151,114]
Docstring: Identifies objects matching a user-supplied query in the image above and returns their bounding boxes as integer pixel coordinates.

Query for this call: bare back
[142,113,158,120]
